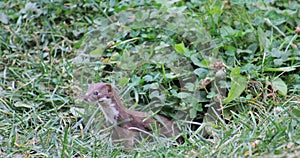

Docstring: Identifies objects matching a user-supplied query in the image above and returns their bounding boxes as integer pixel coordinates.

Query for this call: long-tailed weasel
[83,82,182,147]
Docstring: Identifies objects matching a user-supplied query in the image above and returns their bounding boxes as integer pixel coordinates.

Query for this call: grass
[1,0,300,157]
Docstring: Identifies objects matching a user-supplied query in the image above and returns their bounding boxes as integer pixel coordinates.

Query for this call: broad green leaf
[291,108,300,117]
[197,103,203,112]
[73,38,84,49]
[257,27,269,51]
[190,54,209,67]
[118,77,129,87]
[224,67,247,103]
[184,82,195,91]
[190,54,202,67]
[194,68,208,79]
[272,77,287,96]
[143,75,153,82]
[149,90,160,99]
[189,108,197,119]
[90,46,105,57]
[220,26,238,38]
[177,92,191,99]
[165,72,179,79]
[225,46,236,56]
[174,42,187,55]
[201,59,210,67]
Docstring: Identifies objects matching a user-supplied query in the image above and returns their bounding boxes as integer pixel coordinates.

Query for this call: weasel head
[84,82,113,103]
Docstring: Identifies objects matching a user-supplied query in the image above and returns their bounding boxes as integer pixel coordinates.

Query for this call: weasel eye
[93,91,99,95]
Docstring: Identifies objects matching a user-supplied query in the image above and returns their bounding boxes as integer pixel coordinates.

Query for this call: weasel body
[84,82,182,147]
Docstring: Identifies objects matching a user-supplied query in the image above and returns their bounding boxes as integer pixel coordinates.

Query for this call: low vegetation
[0,0,299,157]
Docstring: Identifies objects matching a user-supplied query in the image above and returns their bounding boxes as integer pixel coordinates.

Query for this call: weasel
[83,82,182,147]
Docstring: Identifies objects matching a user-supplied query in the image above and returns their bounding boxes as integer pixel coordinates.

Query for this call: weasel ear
[105,84,112,93]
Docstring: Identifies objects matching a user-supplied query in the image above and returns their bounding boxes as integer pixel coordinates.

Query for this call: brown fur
[84,82,182,147]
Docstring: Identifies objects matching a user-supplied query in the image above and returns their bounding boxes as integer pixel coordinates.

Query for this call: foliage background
[0,0,299,157]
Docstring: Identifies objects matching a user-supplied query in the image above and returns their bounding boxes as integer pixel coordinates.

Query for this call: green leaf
[149,90,160,99]
[291,108,300,117]
[272,77,287,96]
[177,92,191,99]
[220,26,238,38]
[174,42,188,55]
[190,54,202,67]
[194,68,208,79]
[224,67,247,103]
[201,59,210,67]
[190,54,209,67]
[90,46,105,57]
[73,38,84,49]
[118,77,129,87]
[143,75,153,82]
[189,108,197,119]
[257,27,269,51]
[165,72,179,79]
